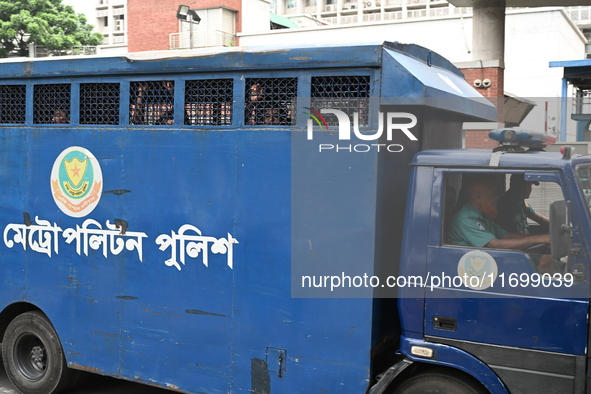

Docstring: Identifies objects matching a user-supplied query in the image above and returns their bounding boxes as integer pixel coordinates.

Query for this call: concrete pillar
[472,0,506,67]
[277,0,285,15]
[468,0,507,130]
[337,0,344,22]
[297,0,304,14]
[358,0,363,22]
[401,0,406,20]
[317,0,324,16]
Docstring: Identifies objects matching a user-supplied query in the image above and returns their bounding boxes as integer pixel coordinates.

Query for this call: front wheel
[393,368,488,394]
[2,311,72,394]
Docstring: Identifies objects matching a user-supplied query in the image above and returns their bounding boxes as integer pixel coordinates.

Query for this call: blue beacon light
[489,128,556,152]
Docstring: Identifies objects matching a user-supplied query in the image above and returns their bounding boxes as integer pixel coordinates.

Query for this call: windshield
[576,164,591,214]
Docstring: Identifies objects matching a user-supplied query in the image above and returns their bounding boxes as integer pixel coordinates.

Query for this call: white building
[60,1,591,139]
[272,0,466,25]
[240,7,586,138]
[63,0,128,54]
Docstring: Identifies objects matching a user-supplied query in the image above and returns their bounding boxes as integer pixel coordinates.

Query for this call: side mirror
[550,200,572,260]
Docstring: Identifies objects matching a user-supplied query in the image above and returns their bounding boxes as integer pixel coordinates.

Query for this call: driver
[448,176,557,273]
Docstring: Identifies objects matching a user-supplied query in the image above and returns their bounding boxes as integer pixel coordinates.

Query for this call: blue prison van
[0,42,501,394]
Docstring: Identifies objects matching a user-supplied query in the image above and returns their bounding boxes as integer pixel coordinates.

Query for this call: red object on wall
[127,0,241,52]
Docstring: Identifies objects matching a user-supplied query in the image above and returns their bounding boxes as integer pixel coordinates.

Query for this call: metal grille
[80,83,120,125]
[130,81,175,125]
[185,79,233,125]
[0,85,26,124]
[244,78,297,126]
[33,84,71,124]
[311,76,370,127]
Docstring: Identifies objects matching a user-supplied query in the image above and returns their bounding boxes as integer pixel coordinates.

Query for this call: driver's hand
[538,255,563,275]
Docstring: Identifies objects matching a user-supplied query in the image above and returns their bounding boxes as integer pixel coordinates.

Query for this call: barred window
[311,76,370,127]
[80,83,120,125]
[0,85,26,124]
[244,78,297,126]
[34,84,71,124]
[185,79,233,126]
[130,81,174,125]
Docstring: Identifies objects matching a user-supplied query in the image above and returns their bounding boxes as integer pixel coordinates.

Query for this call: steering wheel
[525,243,551,255]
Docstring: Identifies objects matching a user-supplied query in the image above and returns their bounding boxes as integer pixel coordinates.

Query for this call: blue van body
[4,42,585,394]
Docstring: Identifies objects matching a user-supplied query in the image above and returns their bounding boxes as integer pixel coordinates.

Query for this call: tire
[2,311,72,394]
[393,368,488,394]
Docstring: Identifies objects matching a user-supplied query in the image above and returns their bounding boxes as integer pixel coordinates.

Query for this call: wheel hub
[30,345,45,370]
[14,333,48,381]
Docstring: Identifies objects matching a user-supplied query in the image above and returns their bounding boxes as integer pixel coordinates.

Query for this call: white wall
[240,15,475,62]
[503,9,584,138]
[99,45,129,55]
[242,0,272,34]
[505,9,583,97]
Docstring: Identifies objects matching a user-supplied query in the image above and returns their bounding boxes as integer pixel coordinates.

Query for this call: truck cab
[389,132,590,394]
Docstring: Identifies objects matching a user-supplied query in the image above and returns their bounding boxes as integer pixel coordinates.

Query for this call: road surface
[0,353,173,394]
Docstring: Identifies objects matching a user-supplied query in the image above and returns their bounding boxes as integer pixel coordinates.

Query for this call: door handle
[433,316,457,331]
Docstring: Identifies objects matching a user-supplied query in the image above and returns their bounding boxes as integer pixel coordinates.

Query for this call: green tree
[0,0,104,57]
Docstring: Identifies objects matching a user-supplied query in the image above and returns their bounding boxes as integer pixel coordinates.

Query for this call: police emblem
[50,147,103,217]
[515,213,522,221]
[457,250,498,290]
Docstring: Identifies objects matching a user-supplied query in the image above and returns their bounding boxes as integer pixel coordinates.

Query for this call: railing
[384,11,403,20]
[363,13,380,22]
[452,7,471,15]
[313,3,591,27]
[573,94,591,116]
[325,9,429,24]
[429,6,450,17]
[101,34,127,45]
[320,5,469,25]
[170,34,181,49]
[362,11,403,22]
[565,6,591,25]
[340,15,359,24]
[406,8,426,18]
[33,46,97,57]
[169,31,235,50]
[112,35,126,44]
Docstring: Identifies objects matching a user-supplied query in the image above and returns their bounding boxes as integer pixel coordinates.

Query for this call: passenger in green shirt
[496,174,549,234]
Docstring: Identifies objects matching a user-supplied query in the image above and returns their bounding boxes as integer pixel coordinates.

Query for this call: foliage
[0,0,104,57]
